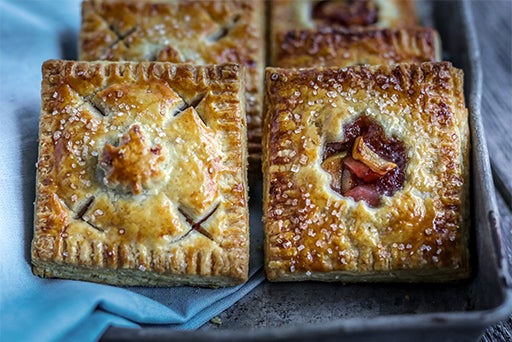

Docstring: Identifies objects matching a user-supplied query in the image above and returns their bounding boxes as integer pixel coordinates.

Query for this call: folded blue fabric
[2,271,265,341]
[0,1,265,341]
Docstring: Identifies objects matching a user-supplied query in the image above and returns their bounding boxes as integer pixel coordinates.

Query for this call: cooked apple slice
[343,156,381,182]
[321,152,346,192]
[345,184,380,207]
[341,168,355,194]
[352,136,397,175]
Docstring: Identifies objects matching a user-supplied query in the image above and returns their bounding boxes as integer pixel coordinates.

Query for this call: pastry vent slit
[107,25,137,49]
[76,196,95,220]
[74,196,104,232]
[172,101,189,116]
[92,11,137,56]
[207,26,229,42]
[64,83,111,117]
[172,93,207,124]
[88,98,108,117]
[85,221,105,233]
[178,203,219,241]
[205,14,241,43]
[188,93,206,109]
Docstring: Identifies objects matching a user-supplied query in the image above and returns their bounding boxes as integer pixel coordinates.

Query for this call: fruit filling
[321,116,407,207]
[312,0,378,27]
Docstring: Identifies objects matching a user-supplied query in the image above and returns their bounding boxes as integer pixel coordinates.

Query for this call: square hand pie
[32,60,249,287]
[263,62,470,282]
[270,0,418,62]
[271,27,441,68]
[79,0,264,168]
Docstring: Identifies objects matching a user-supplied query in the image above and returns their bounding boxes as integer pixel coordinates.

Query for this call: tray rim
[102,0,512,340]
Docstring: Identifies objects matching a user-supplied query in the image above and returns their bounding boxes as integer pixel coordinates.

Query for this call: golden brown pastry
[270,0,418,63]
[271,0,418,33]
[79,0,264,169]
[263,62,470,282]
[31,60,249,287]
[271,27,441,68]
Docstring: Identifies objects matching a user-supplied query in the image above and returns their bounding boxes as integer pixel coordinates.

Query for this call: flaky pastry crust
[271,27,441,68]
[263,62,470,282]
[32,60,249,287]
[270,0,418,65]
[79,0,264,168]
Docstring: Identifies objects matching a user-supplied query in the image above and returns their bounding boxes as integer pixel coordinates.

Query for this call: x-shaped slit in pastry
[173,93,207,124]
[64,84,112,118]
[93,11,138,54]
[206,14,241,42]
[178,204,219,241]
[107,26,137,50]
[175,93,206,114]
[76,197,94,220]
[75,196,104,232]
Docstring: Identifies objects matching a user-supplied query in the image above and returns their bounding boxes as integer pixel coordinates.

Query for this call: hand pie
[271,27,441,68]
[32,60,249,287]
[270,0,418,32]
[263,62,470,282]
[79,0,264,169]
[270,0,418,63]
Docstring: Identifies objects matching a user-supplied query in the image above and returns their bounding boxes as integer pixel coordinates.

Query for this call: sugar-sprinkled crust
[271,27,441,68]
[79,0,264,168]
[270,0,418,65]
[270,0,418,33]
[32,60,249,287]
[263,62,470,282]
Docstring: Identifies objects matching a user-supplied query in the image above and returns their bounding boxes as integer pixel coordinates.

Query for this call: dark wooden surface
[475,1,512,341]
[475,1,512,209]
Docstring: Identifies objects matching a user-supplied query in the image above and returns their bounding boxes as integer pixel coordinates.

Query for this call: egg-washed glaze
[79,0,264,169]
[269,0,418,66]
[272,27,441,68]
[263,62,470,282]
[32,60,249,287]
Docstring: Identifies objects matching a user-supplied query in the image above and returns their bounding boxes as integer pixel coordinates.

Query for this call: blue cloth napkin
[0,1,265,341]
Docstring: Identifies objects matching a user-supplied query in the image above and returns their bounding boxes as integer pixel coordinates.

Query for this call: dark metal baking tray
[102,1,512,341]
